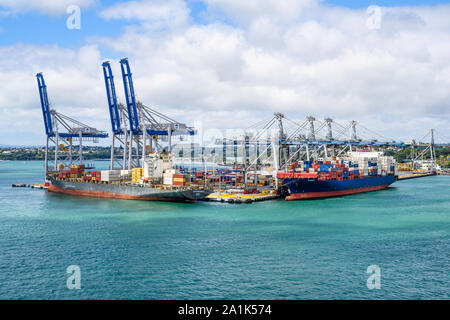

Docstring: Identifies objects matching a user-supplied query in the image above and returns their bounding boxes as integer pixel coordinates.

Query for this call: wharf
[397,173,437,180]
[206,192,281,203]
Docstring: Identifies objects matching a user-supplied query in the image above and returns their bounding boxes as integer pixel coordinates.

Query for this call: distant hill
[0,144,44,148]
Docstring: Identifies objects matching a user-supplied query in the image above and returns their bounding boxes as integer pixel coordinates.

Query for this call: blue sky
[0,1,122,48]
[0,0,206,47]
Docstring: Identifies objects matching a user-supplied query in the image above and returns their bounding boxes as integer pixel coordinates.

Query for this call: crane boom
[102,61,121,134]
[120,58,140,134]
[36,73,53,136]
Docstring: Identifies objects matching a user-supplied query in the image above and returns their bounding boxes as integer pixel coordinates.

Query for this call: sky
[0,0,450,146]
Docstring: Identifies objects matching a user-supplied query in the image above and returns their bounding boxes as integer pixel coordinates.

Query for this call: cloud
[99,0,190,28]
[94,2,450,139]
[0,0,95,15]
[203,0,318,25]
[1,1,450,145]
[0,44,107,144]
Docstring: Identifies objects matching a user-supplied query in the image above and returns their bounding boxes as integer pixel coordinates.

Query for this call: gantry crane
[36,73,108,178]
[102,61,131,170]
[118,58,195,169]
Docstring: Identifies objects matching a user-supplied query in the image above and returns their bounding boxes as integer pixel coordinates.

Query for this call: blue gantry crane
[36,72,108,177]
[102,61,131,170]
[118,58,195,169]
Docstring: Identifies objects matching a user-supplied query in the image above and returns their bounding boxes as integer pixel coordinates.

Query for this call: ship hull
[48,178,211,202]
[281,175,397,200]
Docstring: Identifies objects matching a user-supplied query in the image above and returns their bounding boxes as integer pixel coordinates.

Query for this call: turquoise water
[0,160,449,300]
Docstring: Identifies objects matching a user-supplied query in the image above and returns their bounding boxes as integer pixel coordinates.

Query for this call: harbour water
[0,160,449,299]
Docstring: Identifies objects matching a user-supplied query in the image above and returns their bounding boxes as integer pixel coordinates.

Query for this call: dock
[397,173,437,180]
[206,191,280,203]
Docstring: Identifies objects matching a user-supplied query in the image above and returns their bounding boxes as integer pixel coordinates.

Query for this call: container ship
[47,152,212,202]
[277,151,398,200]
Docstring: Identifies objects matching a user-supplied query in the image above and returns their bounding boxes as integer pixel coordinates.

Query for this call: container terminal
[33,58,450,203]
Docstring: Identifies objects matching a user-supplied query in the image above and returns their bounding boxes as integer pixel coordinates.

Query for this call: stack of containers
[379,156,397,176]
[344,160,360,178]
[58,171,70,179]
[398,163,412,171]
[83,173,92,181]
[356,158,370,177]
[195,171,204,179]
[347,154,397,177]
[163,172,173,185]
[101,170,121,182]
[257,175,269,186]
[121,170,131,181]
[172,174,188,186]
[70,164,85,178]
[91,171,101,182]
[294,155,393,180]
[131,168,144,183]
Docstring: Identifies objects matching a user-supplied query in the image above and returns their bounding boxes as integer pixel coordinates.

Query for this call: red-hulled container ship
[47,156,212,202]
[277,152,398,200]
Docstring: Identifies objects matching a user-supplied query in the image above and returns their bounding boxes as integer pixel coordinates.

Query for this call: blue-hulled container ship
[277,151,398,200]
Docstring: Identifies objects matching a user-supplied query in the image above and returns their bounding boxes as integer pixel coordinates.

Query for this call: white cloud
[1,1,450,145]
[94,2,450,139]
[0,44,107,144]
[203,0,318,25]
[99,0,189,28]
[0,0,95,15]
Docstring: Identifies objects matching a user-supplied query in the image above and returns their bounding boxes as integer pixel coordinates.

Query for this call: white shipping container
[101,172,120,177]
[163,177,173,185]
[101,177,121,182]
[101,170,121,182]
